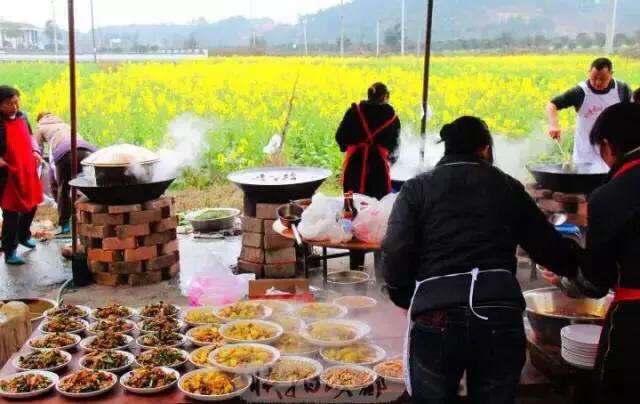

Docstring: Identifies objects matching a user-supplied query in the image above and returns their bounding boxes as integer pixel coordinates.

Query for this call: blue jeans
[409,306,526,404]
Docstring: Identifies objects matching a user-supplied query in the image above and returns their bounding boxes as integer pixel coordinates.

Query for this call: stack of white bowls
[560,324,602,370]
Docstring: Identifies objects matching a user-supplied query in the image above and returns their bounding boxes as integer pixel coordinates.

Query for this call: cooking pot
[81,144,160,186]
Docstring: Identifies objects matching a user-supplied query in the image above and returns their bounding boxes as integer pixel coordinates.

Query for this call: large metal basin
[524,287,611,346]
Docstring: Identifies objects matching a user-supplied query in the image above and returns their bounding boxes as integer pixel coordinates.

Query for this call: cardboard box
[248,279,310,298]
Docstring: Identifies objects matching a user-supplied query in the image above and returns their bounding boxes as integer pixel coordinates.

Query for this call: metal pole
[376,20,380,57]
[303,21,308,56]
[419,0,434,163]
[400,0,405,55]
[67,0,78,254]
[51,0,59,56]
[90,0,97,63]
[606,0,618,54]
[340,0,345,57]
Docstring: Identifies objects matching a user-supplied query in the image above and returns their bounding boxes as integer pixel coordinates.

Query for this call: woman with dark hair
[383,116,580,404]
[335,82,400,269]
[543,103,640,403]
[0,86,43,265]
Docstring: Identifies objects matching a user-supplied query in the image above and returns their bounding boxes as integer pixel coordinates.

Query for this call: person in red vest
[0,86,44,265]
[336,82,401,270]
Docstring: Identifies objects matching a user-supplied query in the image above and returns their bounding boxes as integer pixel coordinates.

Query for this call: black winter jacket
[382,154,580,317]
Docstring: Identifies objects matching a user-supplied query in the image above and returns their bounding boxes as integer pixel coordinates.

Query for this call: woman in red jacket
[0,86,43,265]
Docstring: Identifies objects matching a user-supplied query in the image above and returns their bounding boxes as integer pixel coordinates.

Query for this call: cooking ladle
[554,139,576,172]
[277,202,304,246]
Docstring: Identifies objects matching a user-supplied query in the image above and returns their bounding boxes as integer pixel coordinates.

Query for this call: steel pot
[326,271,370,295]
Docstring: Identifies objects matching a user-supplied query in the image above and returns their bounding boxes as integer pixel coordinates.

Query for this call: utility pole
[376,19,380,57]
[303,20,308,56]
[339,0,345,57]
[90,0,97,63]
[400,0,405,55]
[606,0,618,54]
[51,0,59,57]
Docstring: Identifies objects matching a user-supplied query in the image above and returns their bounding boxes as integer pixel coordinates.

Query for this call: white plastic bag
[298,193,352,243]
[352,193,398,244]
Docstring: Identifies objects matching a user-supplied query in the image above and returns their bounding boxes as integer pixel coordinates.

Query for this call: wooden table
[0,302,408,403]
[272,220,381,281]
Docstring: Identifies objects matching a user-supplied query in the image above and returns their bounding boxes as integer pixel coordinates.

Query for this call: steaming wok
[527,163,608,194]
[69,176,175,205]
[228,166,331,204]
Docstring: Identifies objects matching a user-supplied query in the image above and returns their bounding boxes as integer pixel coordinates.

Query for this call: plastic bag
[297,193,352,243]
[182,253,255,306]
[352,193,398,244]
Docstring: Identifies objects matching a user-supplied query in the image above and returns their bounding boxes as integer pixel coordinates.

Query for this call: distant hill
[77,0,640,51]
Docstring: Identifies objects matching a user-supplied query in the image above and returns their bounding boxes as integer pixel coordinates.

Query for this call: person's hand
[539,267,561,287]
[33,152,44,165]
[0,157,7,168]
[548,125,562,140]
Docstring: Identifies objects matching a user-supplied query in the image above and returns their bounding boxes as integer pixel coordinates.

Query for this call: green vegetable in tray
[193,209,231,221]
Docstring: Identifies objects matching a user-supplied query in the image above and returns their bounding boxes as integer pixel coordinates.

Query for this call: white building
[0,22,43,50]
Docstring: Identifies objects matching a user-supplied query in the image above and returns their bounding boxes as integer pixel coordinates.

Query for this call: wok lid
[82,144,160,167]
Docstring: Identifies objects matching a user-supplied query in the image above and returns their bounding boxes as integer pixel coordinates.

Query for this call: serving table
[272,220,381,282]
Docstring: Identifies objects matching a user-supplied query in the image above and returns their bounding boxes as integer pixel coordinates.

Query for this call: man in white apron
[382,116,581,404]
[547,57,632,172]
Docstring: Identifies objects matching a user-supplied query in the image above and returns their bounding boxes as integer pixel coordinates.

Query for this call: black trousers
[2,208,37,255]
[55,149,92,225]
[409,306,526,404]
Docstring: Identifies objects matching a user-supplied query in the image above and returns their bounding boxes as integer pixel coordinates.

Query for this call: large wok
[228,166,331,204]
[527,163,608,194]
[69,176,175,205]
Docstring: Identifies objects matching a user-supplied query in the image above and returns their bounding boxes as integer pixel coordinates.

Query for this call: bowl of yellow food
[189,346,217,368]
[208,343,280,374]
[219,320,283,344]
[213,302,272,322]
[271,315,304,333]
[321,365,377,391]
[249,300,293,315]
[273,332,317,356]
[333,296,377,311]
[301,320,370,348]
[374,360,404,384]
[294,303,348,322]
[255,356,323,388]
[320,343,386,366]
[186,325,226,348]
[182,307,221,327]
[179,369,251,402]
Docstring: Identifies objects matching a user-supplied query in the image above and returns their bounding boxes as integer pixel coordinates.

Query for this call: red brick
[264,262,296,278]
[79,224,114,239]
[108,204,142,214]
[263,220,279,235]
[116,224,150,239]
[140,231,173,247]
[237,259,263,277]
[78,212,91,224]
[240,246,265,264]
[162,263,180,280]
[256,203,280,220]
[91,213,125,226]
[102,237,137,250]
[265,247,296,265]
[146,254,178,271]
[263,234,294,250]
[143,197,174,210]
[88,261,108,273]
[128,209,162,225]
[241,216,264,234]
[161,204,176,219]
[160,240,179,255]
[128,270,163,286]
[243,232,263,248]
[109,261,143,275]
[87,248,122,263]
[152,217,178,233]
[76,199,106,213]
[124,246,158,262]
[94,272,127,286]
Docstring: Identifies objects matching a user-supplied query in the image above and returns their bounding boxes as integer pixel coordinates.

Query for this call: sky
[0,0,342,31]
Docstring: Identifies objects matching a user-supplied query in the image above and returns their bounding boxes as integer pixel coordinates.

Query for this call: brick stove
[75,196,180,286]
[237,198,297,279]
[526,183,588,228]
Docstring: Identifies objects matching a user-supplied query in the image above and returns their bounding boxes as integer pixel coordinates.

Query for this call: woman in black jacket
[336,82,400,269]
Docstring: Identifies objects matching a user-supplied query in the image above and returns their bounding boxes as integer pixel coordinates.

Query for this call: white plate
[320,365,378,391]
[301,319,371,348]
[0,370,59,399]
[137,304,182,320]
[79,350,135,373]
[39,318,88,335]
[135,348,189,369]
[208,343,280,374]
[87,319,137,335]
[294,303,348,321]
[44,305,91,320]
[136,333,186,350]
[219,320,284,344]
[271,315,305,333]
[374,360,405,384]
[178,369,252,402]
[189,346,218,368]
[13,349,72,372]
[213,302,273,323]
[255,356,323,388]
[136,318,186,334]
[561,325,602,346]
[182,306,223,327]
[56,371,117,398]
[273,332,318,357]
[120,366,179,395]
[333,296,377,311]
[561,353,595,370]
[80,334,134,351]
[249,299,293,315]
[91,306,135,321]
[27,333,82,352]
[185,325,226,348]
[320,343,387,366]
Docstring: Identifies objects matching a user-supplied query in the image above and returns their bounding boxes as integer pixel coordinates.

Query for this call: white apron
[402,268,512,396]
[573,81,620,172]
